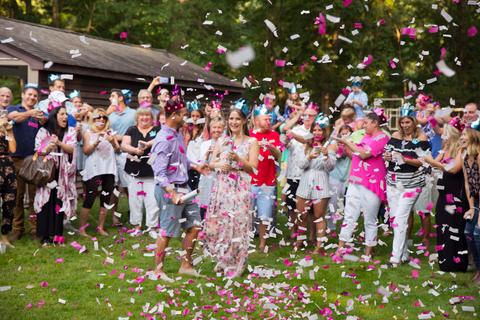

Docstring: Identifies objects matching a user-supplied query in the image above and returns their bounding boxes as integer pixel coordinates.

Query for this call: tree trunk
[51,0,60,27]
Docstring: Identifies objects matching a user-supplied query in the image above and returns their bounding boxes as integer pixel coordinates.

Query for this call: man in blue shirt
[7,84,47,241]
[107,89,136,226]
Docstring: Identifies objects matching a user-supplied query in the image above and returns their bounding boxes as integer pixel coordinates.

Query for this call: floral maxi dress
[204,138,253,278]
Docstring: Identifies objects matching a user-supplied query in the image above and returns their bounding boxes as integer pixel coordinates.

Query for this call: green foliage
[3,0,480,109]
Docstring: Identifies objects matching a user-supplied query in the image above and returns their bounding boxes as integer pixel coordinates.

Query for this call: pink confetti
[411,269,419,279]
[467,26,478,37]
[40,281,48,288]
[440,47,447,60]
[426,202,434,211]
[445,193,454,204]
[55,204,61,214]
[204,62,213,71]
[428,25,439,33]
[137,191,147,196]
[362,54,373,67]
[377,19,385,27]
[413,300,423,307]
[55,258,64,264]
[99,90,108,95]
[275,59,286,67]
[119,31,128,40]
[389,59,397,69]
[341,87,351,96]
[314,13,327,35]
[343,0,353,7]
[401,27,416,39]
[403,191,418,198]
[283,259,293,267]
[354,22,363,29]
[70,241,82,250]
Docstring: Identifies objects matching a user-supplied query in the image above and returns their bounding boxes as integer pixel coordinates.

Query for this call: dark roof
[0,17,242,91]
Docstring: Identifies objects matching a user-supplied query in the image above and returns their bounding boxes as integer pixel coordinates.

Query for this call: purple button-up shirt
[151,124,190,188]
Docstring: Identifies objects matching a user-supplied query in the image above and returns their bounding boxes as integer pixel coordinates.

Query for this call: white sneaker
[129,230,142,237]
[148,230,158,239]
[156,272,174,283]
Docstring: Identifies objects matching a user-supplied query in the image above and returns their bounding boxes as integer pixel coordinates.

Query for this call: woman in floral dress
[34,105,77,245]
[205,107,259,278]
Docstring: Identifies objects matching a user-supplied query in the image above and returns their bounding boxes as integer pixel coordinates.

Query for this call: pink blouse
[348,131,389,202]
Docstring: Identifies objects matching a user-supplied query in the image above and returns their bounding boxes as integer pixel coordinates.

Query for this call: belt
[174,182,188,188]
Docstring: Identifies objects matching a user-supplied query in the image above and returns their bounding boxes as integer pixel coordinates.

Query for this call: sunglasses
[93,115,108,121]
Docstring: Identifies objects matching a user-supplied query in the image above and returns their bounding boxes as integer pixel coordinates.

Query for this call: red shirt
[249,129,281,186]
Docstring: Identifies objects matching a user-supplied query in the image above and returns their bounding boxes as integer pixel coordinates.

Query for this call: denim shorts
[251,185,276,221]
[154,185,201,237]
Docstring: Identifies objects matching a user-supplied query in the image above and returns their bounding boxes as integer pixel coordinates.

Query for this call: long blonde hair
[443,124,461,158]
[89,108,110,133]
[465,128,480,159]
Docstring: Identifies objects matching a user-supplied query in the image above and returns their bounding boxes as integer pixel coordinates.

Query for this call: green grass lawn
[0,196,479,319]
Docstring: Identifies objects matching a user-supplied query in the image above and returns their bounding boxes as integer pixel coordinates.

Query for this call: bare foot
[154,269,174,283]
[78,231,90,238]
[178,267,203,278]
[1,235,15,248]
[312,246,325,256]
[421,237,430,246]
[97,227,109,236]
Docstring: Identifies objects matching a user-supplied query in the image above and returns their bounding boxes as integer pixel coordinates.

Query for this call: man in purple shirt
[151,98,204,282]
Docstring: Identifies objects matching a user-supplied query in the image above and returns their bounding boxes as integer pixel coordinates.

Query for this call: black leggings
[83,174,115,209]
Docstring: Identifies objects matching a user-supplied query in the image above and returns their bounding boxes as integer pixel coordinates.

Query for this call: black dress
[36,166,64,244]
[435,169,469,272]
[0,134,16,235]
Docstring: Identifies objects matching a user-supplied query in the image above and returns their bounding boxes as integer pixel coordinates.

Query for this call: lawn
[0,196,478,320]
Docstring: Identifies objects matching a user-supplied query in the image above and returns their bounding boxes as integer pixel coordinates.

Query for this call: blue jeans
[464,208,480,270]
[251,185,276,221]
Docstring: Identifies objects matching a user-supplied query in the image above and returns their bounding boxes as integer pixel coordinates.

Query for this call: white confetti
[436,60,456,77]
[1,37,14,44]
[226,45,255,69]
[326,14,341,23]
[264,19,278,37]
[440,9,453,23]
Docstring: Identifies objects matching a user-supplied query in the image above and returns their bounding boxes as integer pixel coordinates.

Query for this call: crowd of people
[0,75,479,285]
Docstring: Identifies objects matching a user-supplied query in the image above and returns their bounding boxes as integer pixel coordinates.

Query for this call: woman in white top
[281,103,319,239]
[197,117,225,218]
[79,108,120,237]
[295,114,336,253]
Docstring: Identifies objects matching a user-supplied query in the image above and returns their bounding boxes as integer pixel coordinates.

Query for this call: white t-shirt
[187,135,204,165]
[82,131,117,181]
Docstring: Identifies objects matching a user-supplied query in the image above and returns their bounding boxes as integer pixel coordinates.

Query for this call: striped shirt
[386,137,430,189]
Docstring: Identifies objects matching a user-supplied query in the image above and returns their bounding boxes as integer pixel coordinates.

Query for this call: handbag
[18,153,56,187]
